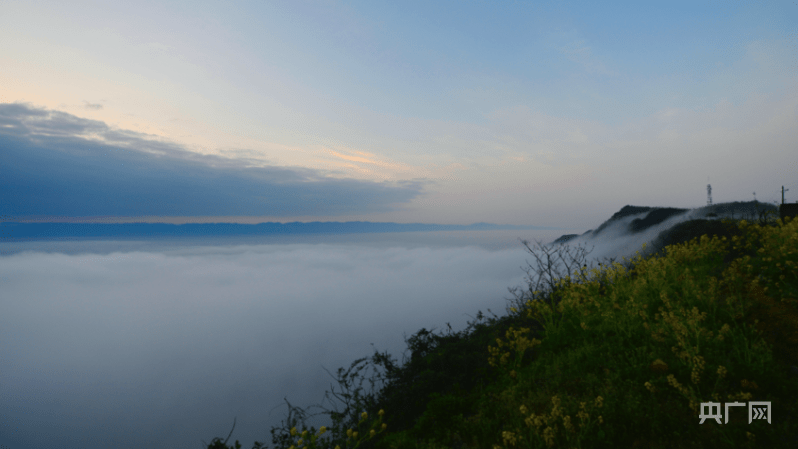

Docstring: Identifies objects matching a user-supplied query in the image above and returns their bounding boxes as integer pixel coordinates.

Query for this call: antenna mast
[707,178,712,206]
[784,186,790,205]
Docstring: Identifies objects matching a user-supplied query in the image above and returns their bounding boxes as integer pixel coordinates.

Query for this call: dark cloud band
[0,103,427,219]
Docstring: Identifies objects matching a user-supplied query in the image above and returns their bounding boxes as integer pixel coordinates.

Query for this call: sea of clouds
[0,206,756,449]
[1,228,571,449]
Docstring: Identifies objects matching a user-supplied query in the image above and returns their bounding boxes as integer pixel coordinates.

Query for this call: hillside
[204,203,797,449]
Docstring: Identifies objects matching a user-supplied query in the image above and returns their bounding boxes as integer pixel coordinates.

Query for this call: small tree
[506,238,641,317]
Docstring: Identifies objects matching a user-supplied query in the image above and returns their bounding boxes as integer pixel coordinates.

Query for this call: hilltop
[553,201,778,246]
[551,201,779,263]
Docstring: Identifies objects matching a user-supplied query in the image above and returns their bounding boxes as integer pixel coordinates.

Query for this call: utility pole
[783,186,790,205]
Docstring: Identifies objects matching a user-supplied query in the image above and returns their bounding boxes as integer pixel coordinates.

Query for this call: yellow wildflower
[502,431,518,446]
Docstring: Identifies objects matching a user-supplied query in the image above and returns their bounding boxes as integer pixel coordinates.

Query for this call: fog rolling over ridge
[0,200,780,449]
[541,200,780,283]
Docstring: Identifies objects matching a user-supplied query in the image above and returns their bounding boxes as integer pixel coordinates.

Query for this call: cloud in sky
[81,101,103,110]
[0,102,428,220]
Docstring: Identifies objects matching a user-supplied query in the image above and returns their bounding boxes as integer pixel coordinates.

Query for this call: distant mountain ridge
[0,221,563,241]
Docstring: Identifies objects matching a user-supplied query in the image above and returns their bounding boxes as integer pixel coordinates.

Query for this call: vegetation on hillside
[203,206,798,449]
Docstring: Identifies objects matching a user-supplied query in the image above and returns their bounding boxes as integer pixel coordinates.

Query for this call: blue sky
[2,0,797,227]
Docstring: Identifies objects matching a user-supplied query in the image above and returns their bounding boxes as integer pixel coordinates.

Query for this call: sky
[1,0,797,228]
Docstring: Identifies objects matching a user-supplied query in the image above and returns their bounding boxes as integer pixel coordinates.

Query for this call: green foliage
[202,213,798,449]
[407,390,476,443]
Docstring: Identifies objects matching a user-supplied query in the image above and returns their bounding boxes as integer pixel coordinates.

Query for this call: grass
[202,206,798,449]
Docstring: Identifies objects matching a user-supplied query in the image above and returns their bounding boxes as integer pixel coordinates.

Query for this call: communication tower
[707,183,712,206]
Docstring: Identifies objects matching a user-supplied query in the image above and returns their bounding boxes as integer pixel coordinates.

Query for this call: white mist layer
[1,231,560,449]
